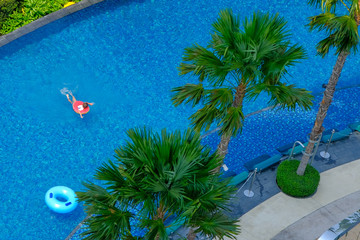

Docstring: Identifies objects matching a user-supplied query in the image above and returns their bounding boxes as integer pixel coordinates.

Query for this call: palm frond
[192,212,240,240]
[324,0,339,11]
[316,34,336,55]
[192,182,235,212]
[81,210,133,240]
[249,83,314,111]
[332,15,359,54]
[244,12,289,45]
[349,0,360,18]
[207,88,234,110]
[141,218,168,240]
[308,12,337,32]
[171,155,198,183]
[309,11,359,56]
[308,0,323,7]
[171,83,205,107]
[218,106,244,137]
[178,44,229,84]
[189,105,222,132]
[308,0,344,12]
[117,127,155,168]
[210,9,240,57]
[94,160,125,187]
[76,182,117,213]
[260,44,306,84]
[279,44,307,65]
[247,39,276,62]
[212,9,240,46]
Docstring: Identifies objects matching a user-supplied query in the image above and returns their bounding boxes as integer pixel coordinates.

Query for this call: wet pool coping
[0,0,105,48]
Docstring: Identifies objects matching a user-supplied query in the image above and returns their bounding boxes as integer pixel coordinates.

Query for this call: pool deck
[224,131,360,240]
[172,131,360,239]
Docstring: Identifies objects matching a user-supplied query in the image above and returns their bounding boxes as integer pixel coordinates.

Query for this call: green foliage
[0,0,23,33]
[171,83,205,107]
[0,0,80,35]
[172,9,313,144]
[307,0,360,56]
[77,127,240,240]
[248,83,313,111]
[192,212,241,239]
[276,160,320,197]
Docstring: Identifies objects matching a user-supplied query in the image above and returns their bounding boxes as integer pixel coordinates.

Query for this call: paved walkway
[273,190,360,240]
[228,159,360,240]
[225,132,360,240]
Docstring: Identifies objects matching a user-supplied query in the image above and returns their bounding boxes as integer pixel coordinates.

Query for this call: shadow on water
[0,0,146,59]
[53,204,85,221]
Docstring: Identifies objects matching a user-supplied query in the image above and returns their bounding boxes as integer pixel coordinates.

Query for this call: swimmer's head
[83,102,89,108]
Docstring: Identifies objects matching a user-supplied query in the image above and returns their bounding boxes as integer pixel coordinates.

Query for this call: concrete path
[273,190,360,240]
[226,159,360,240]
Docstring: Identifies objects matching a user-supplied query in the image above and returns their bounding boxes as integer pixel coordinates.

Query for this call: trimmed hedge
[276,160,320,198]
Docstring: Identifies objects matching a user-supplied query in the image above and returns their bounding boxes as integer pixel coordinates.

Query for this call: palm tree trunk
[217,134,232,158]
[187,227,197,240]
[216,82,246,172]
[296,51,349,175]
[65,215,91,240]
[155,203,166,240]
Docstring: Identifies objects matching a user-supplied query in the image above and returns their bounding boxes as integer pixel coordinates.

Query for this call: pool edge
[0,0,105,48]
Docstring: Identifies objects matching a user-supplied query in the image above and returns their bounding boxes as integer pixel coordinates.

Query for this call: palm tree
[171,9,313,169]
[297,0,360,175]
[76,127,240,240]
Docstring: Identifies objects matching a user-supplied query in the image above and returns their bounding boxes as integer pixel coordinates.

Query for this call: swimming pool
[0,0,359,239]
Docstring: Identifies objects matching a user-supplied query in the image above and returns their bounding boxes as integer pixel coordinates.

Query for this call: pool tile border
[0,0,105,48]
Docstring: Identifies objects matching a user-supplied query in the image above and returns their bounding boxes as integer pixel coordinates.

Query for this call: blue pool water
[0,0,359,239]
[202,86,360,173]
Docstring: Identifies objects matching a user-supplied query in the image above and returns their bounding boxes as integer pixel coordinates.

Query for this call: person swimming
[65,90,94,118]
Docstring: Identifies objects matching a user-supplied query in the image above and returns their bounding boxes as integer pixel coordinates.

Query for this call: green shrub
[0,0,80,35]
[0,0,23,33]
[276,160,320,198]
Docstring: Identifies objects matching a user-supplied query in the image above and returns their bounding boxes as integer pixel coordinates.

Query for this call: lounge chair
[243,153,283,172]
[253,154,283,171]
[277,141,308,156]
[349,122,360,131]
[322,128,338,135]
[244,154,271,171]
[166,218,186,235]
[321,128,352,143]
[276,142,296,155]
[221,170,237,179]
[287,142,308,156]
[228,170,249,186]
